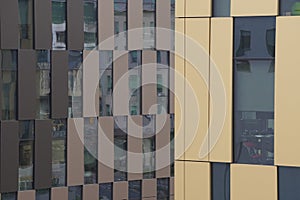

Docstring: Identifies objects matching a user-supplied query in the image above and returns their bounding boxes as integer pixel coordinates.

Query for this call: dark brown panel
[67,0,84,50]
[0,121,19,192]
[51,187,68,200]
[35,120,52,189]
[51,51,68,118]
[18,50,36,120]
[0,0,19,48]
[34,0,52,49]
[113,182,128,200]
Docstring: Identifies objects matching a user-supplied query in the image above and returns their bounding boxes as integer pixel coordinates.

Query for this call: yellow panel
[174,161,184,200]
[186,0,211,17]
[231,164,277,200]
[185,162,210,200]
[275,16,300,166]
[175,0,184,17]
[231,0,278,16]
[185,18,209,161]
[209,18,233,162]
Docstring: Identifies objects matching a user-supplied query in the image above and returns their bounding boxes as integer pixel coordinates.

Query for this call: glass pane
[52,119,67,187]
[114,116,128,181]
[18,0,33,48]
[279,166,300,199]
[68,51,83,118]
[1,193,17,200]
[213,0,230,17]
[99,51,113,116]
[280,0,300,16]
[99,183,113,200]
[157,51,169,114]
[171,0,175,51]
[84,0,98,49]
[36,189,50,200]
[68,186,82,200]
[114,0,127,50]
[157,178,169,200]
[84,117,98,184]
[170,114,174,177]
[52,0,67,50]
[234,60,274,165]
[36,50,51,119]
[1,50,17,120]
[143,0,156,49]
[212,163,230,200]
[129,180,142,200]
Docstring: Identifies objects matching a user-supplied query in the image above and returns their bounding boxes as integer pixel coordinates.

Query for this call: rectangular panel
[170,177,174,195]
[0,121,19,192]
[51,187,68,200]
[156,0,171,50]
[83,184,99,200]
[34,0,52,49]
[113,182,128,200]
[185,18,209,161]
[231,0,278,16]
[18,190,35,200]
[142,179,156,198]
[142,50,157,115]
[51,51,68,118]
[169,52,175,114]
[231,164,277,200]
[175,0,184,17]
[186,0,211,17]
[275,16,300,166]
[67,118,84,186]
[128,0,143,50]
[278,166,300,200]
[18,50,36,120]
[98,0,114,50]
[98,117,114,183]
[35,120,52,189]
[209,18,233,162]
[83,51,99,117]
[67,0,84,50]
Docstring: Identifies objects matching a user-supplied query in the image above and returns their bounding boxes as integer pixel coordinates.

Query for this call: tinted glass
[129,180,142,200]
[114,0,127,50]
[84,0,98,49]
[36,189,50,200]
[213,0,230,17]
[52,0,67,50]
[212,163,230,200]
[279,167,300,200]
[68,186,82,200]
[170,114,174,177]
[157,178,169,200]
[157,51,169,114]
[1,193,17,200]
[143,0,156,49]
[280,0,300,16]
[18,0,33,48]
[171,0,175,50]
[100,183,113,200]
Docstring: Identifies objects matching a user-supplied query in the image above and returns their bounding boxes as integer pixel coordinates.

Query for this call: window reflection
[114,0,127,50]
[211,163,230,200]
[143,0,156,49]
[36,189,50,200]
[99,183,113,200]
[18,0,33,48]
[170,114,174,177]
[68,186,82,200]
[157,51,169,114]
[1,193,17,200]
[171,0,175,51]
[52,0,67,50]
[157,178,169,200]
[84,0,98,49]
[280,0,300,15]
[129,180,142,200]
[212,0,230,17]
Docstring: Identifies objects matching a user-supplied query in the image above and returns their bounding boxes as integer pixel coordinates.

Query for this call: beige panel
[186,0,211,17]
[67,118,84,186]
[185,162,210,200]
[275,16,300,166]
[51,187,68,200]
[113,182,128,200]
[209,18,233,162]
[169,52,175,114]
[142,179,157,198]
[83,50,100,117]
[174,19,185,160]
[175,0,184,17]
[231,0,278,16]
[98,0,114,49]
[113,51,129,115]
[128,115,143,180]
[184,18,209,161]
[98,117,114,183]
[83,184,99,200]
[231,164,277,200]
[142,51,157,115]
[128,0,143,50]
[18,190,35,200]
[156,0,171,50]
[175,161,184,200]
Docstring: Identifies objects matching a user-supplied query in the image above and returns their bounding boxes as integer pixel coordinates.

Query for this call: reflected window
[212,163,230,200]
[114,0,127,50]
[280,0,300,15]
[18,0,33,48]
[171,0,175,50]
[99,51,113,116]
[36,189,50,200]
[52,119,67,187]
[19,121,34,190]
[52,0,67,50]
[157,51,169,114]
[213,0,230,17]
[1,193,17,200]
[36,50,51,119]
[279,166,300,199]
[1,50,17,120]
[157,178,169,200]
[100,183,113,200]
[170,114,174,177]
[68,186,82,200]
[68,51,83,118]
[84,0,98,49]
[129,180,142,200]
[143,0,156,49]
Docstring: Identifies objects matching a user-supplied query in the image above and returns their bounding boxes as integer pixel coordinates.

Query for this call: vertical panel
[142,179,156,198]
[18,50,36,120]
[0,121,19,192]
[185,0,211,17]
[67,118,84,186]
[67,0,84,50]
[98,0,114,50]
[83,184,99,200]
[142,50,157,115]
[18,190,35,200]
[169,53,175,114]
[98,117,114,183]
[35,120,52,189]
[128,0,143,50]
[278,166,300,200]
[113,182,128,200]
[51,187,68,200]
[51,51,68,118]
[175,0,185,17]
[231,0,278,16]
[209,18,233,162]
[83,50,99,117]
[231,164,277,200]
[170,177,174,196]
[156,0,171,50]
[34,0,52,49]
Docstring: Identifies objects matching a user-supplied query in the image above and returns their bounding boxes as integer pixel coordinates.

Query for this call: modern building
[0,0,175,199]
[175,0,300,200]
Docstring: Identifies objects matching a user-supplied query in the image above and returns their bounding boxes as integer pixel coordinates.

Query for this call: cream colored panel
[231,0,278,16]
[175,161,184,200]
[175,0,184,17]
[18,190,35,200]
[275,16,300,166]
[128,0,143,50]
[185,162,210,200]
[51,187,68,200]
[83,184,99,200]
[209,18,233,162]
[231,164,277,200]
[185,18,209,161]
[186,0,211,17]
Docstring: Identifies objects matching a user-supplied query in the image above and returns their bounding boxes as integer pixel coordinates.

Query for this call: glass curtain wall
[99,183,113,200]
[114,0,127,50]
[84,0,98,49]
[52,0,67,49]
[129,180,142,200]
[280,0,300,15]
[18,0,33,48]
[157,51,169,114]
[143,0,156,49]
[157,178,169,200]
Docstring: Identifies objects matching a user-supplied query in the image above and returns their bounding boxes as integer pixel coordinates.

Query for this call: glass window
[143,115,156,179]
[36,50,51,119]
[279,166,300,200]
[211,163,230,200]
[170,114,174,177]
[52,119,67,187]
[129,180,142,200]
[114,116,128,181]
[1,50,17,120]
[99,183,113,200]
[68,186,82,200]
[36,189,50,200]
[280,0,300,16]
[212,0,230,17]
[157,51,169,114]
[84,117,98,184]
[157,178,169,200]
[171,0,175,51]
[68,51,83,118]
[99,51,113,116]
[114,0,127,50]
[18,0,33,48]
[1,193,17,200]
[143,0,156,49]
[84,0,98,49]
[234,17,275,165]
[52,0,67,50]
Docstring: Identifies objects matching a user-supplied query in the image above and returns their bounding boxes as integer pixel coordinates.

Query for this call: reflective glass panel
[99,183,113,200]
[157,51,169,114]
[212,163,230,200]
[129,180,142,200]
[68,186,82,200]
[279,166,300,200]
[114,0,127,50]
[157,178,169,200]
[36,189,50,200]
[1,193,17,200]
[280,0,300,16]
[52,0,67,50]
[18,0,33,48]
[84,0,98,49]
[170,114,174,177]
[213,0,230,17]
[143,0,156,49]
